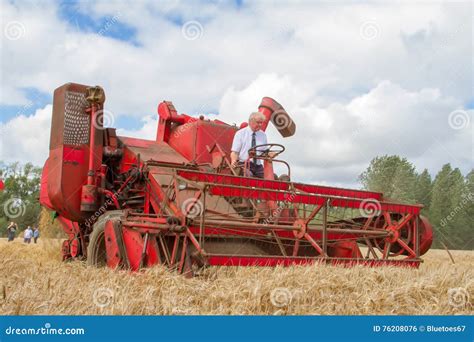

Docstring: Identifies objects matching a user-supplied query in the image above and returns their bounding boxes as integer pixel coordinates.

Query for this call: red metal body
[39,83,433,275]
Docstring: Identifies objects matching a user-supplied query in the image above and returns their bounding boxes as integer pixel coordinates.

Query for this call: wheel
[87,211,124,267]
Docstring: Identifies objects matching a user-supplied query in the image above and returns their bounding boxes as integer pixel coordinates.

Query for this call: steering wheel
[248,143,285,159]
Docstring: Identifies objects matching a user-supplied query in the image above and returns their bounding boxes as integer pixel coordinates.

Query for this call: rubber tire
[87,211,124,267]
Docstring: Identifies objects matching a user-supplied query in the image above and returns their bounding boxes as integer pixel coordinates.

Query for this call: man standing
[7,222,17,242]
[23,226,33,244]
[33,226,40,244]
[231,112,268,178]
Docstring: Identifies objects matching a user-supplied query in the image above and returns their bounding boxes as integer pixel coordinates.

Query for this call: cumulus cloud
[116,115,158,140]
[0,104,52,167]
[0,0,472,187]
[218,74,471,185]
[93,73,472,186]
[1,1,471,112]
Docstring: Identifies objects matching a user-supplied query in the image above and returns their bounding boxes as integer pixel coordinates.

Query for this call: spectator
[7,222,17,242]
[33,226,40,244]
[23,226,33,244]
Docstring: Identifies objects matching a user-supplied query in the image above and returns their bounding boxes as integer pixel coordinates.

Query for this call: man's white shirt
[24,228,33,239]
[231,126,267,165]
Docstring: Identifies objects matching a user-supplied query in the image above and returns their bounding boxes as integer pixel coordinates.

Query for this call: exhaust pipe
[258,97,296,137]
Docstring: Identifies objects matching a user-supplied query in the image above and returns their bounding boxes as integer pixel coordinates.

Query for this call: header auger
[40,83,433,276]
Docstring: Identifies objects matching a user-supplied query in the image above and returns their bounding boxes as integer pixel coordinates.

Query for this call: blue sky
[1,0,472,186]
[0,0,233,127]
[1,0,139,125]
[0,88,51,122]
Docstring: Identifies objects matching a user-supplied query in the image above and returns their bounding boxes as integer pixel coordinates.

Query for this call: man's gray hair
[249,111,266,122]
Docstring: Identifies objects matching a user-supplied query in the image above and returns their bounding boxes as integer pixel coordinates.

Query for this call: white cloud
[116,115,157,140]
[217,74,471,185]
[1,1,471,112]
[0,1,472,186]
[0,104,52,167]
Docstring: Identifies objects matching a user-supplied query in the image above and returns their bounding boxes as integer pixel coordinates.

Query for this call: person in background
[23,226,33,244]
[7,222,17,242]
[33,226,40,244]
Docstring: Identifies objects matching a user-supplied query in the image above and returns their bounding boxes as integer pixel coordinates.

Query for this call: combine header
[40,83,433,276]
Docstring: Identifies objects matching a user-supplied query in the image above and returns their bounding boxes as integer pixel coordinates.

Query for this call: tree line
[359,155,473,250]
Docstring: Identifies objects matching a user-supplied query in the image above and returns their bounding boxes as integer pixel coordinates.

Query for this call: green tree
[459,170,474,250]
[414,169,433,210]
[359,158,471,250]
[0,162,42,237]
[429,164,468,249]
[359,155,417,203]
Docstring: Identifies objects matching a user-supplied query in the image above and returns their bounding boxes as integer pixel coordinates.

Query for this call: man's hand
[230,151,239,169]
[268,152,277,158]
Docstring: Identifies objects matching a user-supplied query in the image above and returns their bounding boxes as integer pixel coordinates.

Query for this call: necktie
[251,132,257,164]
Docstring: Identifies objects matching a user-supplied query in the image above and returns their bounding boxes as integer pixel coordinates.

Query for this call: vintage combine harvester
[40,83,433,276]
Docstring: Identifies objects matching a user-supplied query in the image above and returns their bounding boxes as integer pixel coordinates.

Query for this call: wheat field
[0,238,472,315]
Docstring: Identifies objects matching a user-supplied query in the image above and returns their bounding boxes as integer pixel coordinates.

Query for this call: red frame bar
[177,170,383,199]
[294,183,382,200]
[208,185,421,215]
[207,255,421,268]
[187,226,386,241]
[178,170,289,190]
[177,170,421,214]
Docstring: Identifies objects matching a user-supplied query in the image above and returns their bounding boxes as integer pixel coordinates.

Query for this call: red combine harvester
[40,83,433,276]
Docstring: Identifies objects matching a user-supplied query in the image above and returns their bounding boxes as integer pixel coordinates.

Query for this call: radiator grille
[64,91,90,145]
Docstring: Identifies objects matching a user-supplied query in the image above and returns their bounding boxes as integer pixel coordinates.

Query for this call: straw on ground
[0,238,472,315]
